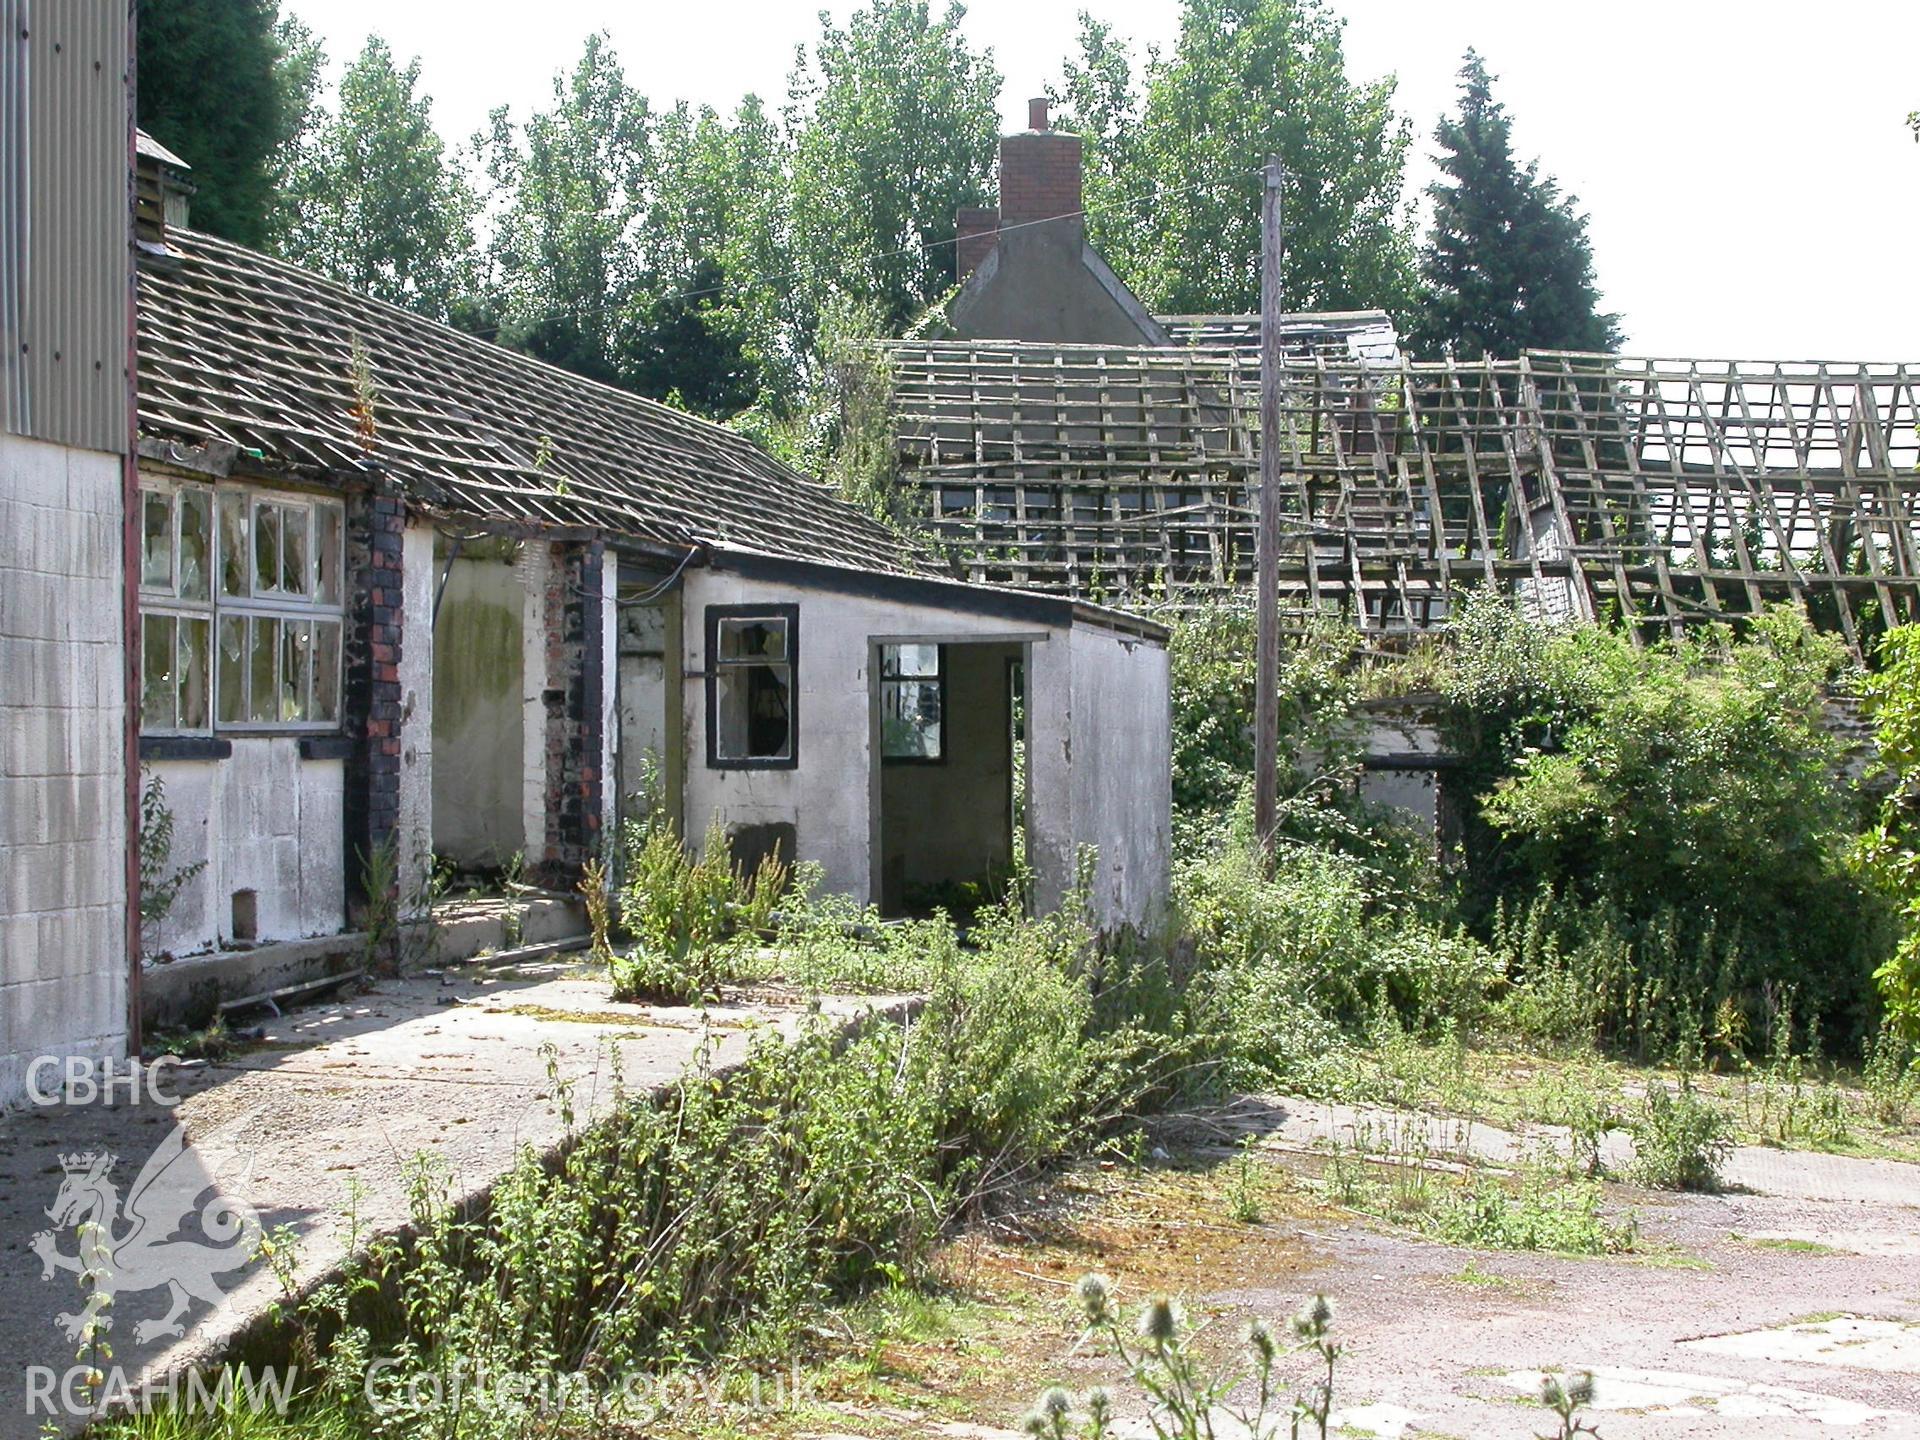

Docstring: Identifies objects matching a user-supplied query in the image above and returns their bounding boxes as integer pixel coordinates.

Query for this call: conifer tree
[1412,51,1620,359]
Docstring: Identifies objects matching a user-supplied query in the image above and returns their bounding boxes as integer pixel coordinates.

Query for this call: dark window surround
[880,642,947,765]
[139,735,232,762]
[704,603,800,770]
[136,734,356,761]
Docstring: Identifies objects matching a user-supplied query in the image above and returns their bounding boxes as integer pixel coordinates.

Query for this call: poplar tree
[272,36,480,319]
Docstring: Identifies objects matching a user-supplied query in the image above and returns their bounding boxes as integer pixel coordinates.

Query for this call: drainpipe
[122,0,143,1055]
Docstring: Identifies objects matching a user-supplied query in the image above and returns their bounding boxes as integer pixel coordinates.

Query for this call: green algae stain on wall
[433,557,526,867]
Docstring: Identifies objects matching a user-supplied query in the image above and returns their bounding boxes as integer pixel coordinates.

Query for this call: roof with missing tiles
[1156,310,1402,365]
[135,227,924,576]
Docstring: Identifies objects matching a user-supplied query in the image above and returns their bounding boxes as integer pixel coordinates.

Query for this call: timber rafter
[885,342,1920,653]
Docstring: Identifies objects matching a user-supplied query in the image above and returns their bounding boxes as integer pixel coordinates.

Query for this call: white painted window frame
[137,477,347,737]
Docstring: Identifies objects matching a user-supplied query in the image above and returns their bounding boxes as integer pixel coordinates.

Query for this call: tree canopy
[135,0,306,246]
[1411,51,1621,359]
[1053,0,1417,319]
[272,36,480,318]
[787,1,1002,334]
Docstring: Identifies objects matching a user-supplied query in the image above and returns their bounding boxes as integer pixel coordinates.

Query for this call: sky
[288,0,1920,362]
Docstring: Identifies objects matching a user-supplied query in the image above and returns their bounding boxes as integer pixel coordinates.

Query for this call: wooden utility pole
[1254,157,1284,850]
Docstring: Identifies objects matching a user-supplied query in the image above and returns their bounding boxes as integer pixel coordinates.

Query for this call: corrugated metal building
[1,0,136,1106]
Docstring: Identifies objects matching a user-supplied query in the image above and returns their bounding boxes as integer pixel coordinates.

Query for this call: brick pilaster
[343,481,405,912]
[540,540,605,878]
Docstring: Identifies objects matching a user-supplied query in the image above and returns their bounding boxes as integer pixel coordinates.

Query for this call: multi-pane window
[706,606,797,768]
[139,482,345,734]
[880,644,943,761]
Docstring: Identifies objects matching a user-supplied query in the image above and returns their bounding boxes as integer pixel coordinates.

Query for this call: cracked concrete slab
[1683,1317,1920,1375]
[1491,1366,1892,1426]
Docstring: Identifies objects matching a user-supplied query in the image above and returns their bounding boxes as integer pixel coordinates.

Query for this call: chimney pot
[1029,97,1049,131]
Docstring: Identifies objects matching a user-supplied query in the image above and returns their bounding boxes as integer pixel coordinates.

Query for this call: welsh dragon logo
[32,1119,262,1345]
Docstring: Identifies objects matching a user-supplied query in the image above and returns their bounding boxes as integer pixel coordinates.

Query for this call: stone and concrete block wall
[0,434,129,1106]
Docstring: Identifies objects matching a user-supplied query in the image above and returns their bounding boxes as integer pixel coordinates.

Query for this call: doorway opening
[875,638,1028,919]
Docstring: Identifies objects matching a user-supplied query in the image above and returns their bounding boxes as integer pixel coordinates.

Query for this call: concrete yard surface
[0,961,905,1438]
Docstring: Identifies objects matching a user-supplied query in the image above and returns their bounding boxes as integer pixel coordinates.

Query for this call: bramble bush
[1854,623,1920,1039]
[1445,595,1892,1057]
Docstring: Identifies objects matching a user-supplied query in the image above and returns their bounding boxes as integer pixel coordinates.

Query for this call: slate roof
[135,228,923,575]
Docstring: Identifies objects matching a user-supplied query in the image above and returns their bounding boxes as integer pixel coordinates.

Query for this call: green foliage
[1538,1371,1602,1439]
[124,915,1150,1435]
[470,34,656,394]
[1854,624,1920,1037]
[1053,0,1417,320]
[1412,51,1621,359]
[271,36,481,318]
[1458,599,1888,1054]
[787,1,1002,334]
[136,0,307,246]
[1425,1171,1632,1255]
[734,295,920,531]
[1629,1079,1733,1191]
[1160,605,1369,836]
[1176,828,1497,1093]
[610,817,769,1002]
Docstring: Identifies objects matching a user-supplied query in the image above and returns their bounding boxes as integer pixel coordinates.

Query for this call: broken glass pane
[312,620,341,723]
[217,616,246,725]
[142,613,176,729]
[282,505,309,595]
[718,616,787,662]
[254,501,281,594]
[314,502,343,605]
[178,616,210,731]
[882,677,943,759]
[250,615,278,724]
[179,489,212,601]
[142,492,173,590]
[715,664,791,760]
[881,643,940,679]
[219,491,249,597]
[281,619,310,722]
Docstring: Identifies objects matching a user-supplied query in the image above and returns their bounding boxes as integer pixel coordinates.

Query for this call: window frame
[879,642,947,765]
[137,477,347,739]
[704,603,800,771]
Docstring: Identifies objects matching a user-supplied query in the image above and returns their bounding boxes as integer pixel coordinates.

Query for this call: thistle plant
[1538,1370,1601,1437]
[1020,1274,1340,1440]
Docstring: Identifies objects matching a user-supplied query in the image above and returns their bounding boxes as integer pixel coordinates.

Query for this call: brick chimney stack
[955,98,1086,279]
[997,97,1082,228]
[956,206,1000,280]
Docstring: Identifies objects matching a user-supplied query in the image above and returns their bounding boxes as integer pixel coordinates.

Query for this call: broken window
[707,606,797,767]
[139,480,345,736]
[880,643,944,761]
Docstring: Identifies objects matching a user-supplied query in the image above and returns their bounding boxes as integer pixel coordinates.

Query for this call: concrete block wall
[0,434,129,1106]
[396,523,435,904]
[520,544,552,864]
[146,745,345,956]
[1066,626,1172,930]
